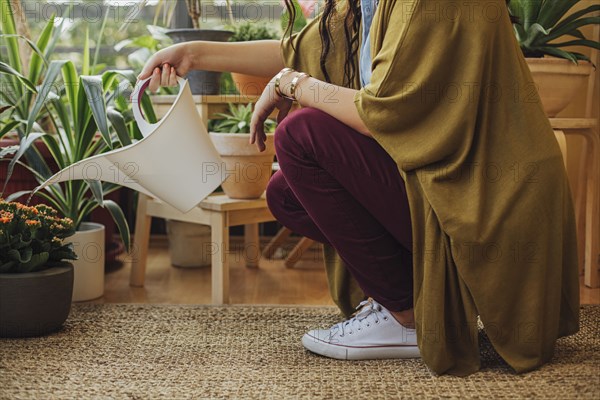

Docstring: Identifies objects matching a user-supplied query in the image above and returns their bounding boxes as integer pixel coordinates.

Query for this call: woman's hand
[138,43,193,92]
[250,80,293,152]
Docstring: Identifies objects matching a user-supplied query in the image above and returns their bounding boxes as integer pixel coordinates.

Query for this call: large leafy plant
[0,0,157,251]
[508,0,600,62]
[0,200,77,273]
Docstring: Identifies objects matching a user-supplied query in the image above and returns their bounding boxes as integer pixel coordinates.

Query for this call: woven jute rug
[0,304,598,399]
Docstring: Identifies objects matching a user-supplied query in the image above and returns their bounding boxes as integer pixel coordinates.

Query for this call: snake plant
[508,0,600,63]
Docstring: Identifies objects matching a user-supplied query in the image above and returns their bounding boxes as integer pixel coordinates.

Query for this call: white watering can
[35,77,225,213]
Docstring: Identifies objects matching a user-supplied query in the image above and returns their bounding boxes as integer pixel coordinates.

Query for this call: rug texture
[0,304,598,399]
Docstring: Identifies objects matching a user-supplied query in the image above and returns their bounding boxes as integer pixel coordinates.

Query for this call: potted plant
[228,21,279,96]
[508,0,600,117]
[166,219,211,268]
[0,200,77,337]
[164,0,234,94]
[209,103,277,199]
[1,5,155,300]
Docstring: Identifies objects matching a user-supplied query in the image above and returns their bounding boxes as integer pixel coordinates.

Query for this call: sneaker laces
[330,299,388,338]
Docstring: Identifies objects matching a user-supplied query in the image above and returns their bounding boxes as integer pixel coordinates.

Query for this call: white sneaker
[302,299,420,360]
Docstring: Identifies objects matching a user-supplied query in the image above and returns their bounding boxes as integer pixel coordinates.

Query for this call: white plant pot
[166,220,211,268]
[70,222,105,301]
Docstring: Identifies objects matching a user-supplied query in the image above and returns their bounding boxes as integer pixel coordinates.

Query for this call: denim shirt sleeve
[359,0,378,87]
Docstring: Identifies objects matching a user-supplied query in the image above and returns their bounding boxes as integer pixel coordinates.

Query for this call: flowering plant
[0,200,77,274]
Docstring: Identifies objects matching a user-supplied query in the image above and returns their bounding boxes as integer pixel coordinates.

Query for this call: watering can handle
[131,76,187,137]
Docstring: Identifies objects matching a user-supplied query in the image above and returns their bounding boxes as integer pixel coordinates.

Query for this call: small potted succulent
[508,0,600,116]
[0,200,77,337]
[209,103,276,199]
[228,21,280,96]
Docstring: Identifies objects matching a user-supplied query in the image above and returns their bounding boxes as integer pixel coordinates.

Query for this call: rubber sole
[302,333,421,360]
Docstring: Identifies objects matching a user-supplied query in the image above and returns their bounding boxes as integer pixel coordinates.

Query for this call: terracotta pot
[209,132,275,199]
[230,73,271,96]
[70,222,105,301]
[0,262,73,337]
[526,58,593,118]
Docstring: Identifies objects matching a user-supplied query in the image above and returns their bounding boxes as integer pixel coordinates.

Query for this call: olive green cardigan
[280,0,579,376]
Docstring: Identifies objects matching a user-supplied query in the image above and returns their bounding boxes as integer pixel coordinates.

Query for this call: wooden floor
[93,236,600,306]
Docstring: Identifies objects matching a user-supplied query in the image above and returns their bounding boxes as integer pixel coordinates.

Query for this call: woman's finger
[249,110,266,152]
[250,111,260,144]
[277,100,292,124]
[255,123,266,152]
[138,57,157,80]
[148,68,161,93]
[160,64,171,86]
[169,67,177,86]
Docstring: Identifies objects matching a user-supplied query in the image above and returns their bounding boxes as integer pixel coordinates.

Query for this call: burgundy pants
[266,108,414,311]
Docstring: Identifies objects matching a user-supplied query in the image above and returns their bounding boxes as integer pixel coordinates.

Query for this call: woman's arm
[138,40,285,91]
[250,69,372,152]
[278,71,371,137]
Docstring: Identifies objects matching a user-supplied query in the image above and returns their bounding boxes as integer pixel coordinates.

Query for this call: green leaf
[21,252,50,273]
[521,0,543,31]
[0,120,21,140]
[553,4,600,33]
[107,107,132,146]
[544,17,600,43]
[82,28,90,76]
[0,0,22,71]
[26,60,70,136]
[0,62,37,92]
[40,133,65,167]
[1,132,45,197]
[536,47,580,63]
[538,0,579,29]
[7,247,32,263]
[87,179,104,207]
[104,199,131,252]
[28,16,55,84]
[551,40,600,50]
[81,75,111,148]
[48,244,77,262]
[93,8,110,70]
[524,23,550,48]
[60,61,79,134]
[4,190,31,202]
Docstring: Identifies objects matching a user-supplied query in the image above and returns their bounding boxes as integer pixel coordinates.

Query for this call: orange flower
[0,211,13,223]
[25,220,41,227]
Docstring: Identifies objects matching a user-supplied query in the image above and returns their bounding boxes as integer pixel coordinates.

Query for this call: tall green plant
[508,0,600,62]
[0,0,157,251]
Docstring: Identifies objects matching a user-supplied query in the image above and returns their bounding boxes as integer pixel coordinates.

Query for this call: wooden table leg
[211,212,230,304]
[244,223,260,269]
[262,227,292,259]
[582,128,599,288]
[285,237,314,268]
[130,194,151,287]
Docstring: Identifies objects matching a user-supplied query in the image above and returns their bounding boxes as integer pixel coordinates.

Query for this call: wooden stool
[129,193,276,304]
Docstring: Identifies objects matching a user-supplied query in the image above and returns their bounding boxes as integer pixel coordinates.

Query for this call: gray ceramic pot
[165,29,233,95]
[0,262,74,338]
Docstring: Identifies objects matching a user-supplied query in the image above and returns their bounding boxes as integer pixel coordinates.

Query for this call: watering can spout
[35,77,225,213]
